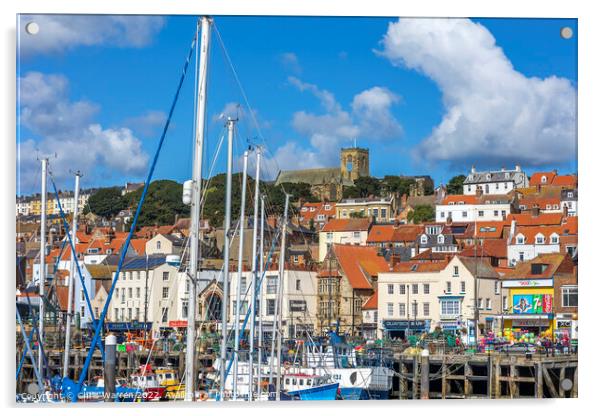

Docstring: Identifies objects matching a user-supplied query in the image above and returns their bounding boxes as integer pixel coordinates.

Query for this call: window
[81,306,85,318]
[516,235,525,244]
[138,271,141,280]
[494,281,500,295]
[128,308,132,320]
[536,234,545,244]
[161,307,168,323]
[163,271,169,281]
[326,232,333,240]
[342,210,347,218]
[324,204,331,210]
[381,208,387,219]
[441,299,460,316]
[453,266,459,277]
[446,281,452,293]
[372,208,378,218]
[462,211,467,218]
[266,299,276,315]
[267,277,277,294]
[291,300,308,313]
[423,303,430,316]
[478,298,483,309]
[440,211,445,218]
[132,271,137,280]
[128,288,132,298]
[494,210,499,217]
[399,303,406,317]
[503,296,508,311]
[136,287,140,298]
[423,284,430,294]
[181,300,188,318]
[353,231,360,239]
[80,290,85,302]
[135,308,140,319]
[460,281,466,293]
[386,284,395,295]
[121,308,125,320]
[519,252,525,262]
[387,303,394,317]
[95,307,99,317]
[240,276,247,291]
[478,211,484,217]
[412,284,418,295]
[420,235,428,245]
[495,183,499,190]
[562,286,578,307]
[296,279,301,291]
[162,287,169,299]
[567,192,573,198]
[411,302,418,318]
[551,235,559,244]
[486,298,492,310]
[437,235,444,244]
[399,284,406,295]
[121,289,125,303]
[114,308,118,319]
[501,210,507,217]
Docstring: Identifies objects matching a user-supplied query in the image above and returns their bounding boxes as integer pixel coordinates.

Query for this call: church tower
[340,146,369,182]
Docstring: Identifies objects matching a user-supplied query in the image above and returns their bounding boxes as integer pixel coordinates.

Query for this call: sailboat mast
[63,170,81,378]
[256,196,265,398]
[233,151,249,400]
[219,117,235,400]
[274,194,289,401]
[248,150,261,401]
[186,15,212,401]
[38,157,48,378]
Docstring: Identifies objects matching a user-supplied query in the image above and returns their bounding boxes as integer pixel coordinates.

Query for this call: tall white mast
[38,157,48,378]
[233,150,249,400]
[63,170,81,378]
[271,194,289,401]
[219,117,235,400]
[248,150,261,401]
[256,196,265,398]
[186,16,212,401]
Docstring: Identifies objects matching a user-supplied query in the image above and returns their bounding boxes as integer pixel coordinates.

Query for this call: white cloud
[19,15,165,57]
[279,52,302,74]
[378,18,577,168]
[17,72,149,191]
[274,77,402,170]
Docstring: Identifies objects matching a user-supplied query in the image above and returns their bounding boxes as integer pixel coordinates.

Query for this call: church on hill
[275,146,370,201]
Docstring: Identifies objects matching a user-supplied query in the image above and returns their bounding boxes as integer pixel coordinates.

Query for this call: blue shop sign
[383,319,430,331]
[105,321,152,331]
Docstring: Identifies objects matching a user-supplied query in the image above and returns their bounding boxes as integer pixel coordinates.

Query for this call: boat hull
[286,383,339,401]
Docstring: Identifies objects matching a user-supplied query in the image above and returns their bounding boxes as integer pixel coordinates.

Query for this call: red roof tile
[512,226,561,244]
[393,260,449,273]
[551,175,577,187]
[441,195,480,205]
[331,244,388,289]
[362,290,378,310]
[530,172,557,186]
[507,212,564,226]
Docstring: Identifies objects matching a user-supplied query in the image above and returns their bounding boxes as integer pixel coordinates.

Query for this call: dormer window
[486,174,491,180]
[310,207,316,212]
[420,235,428,245]
[550,234,559,244]
[301,207,308,212]
[437,234,445,244]
[535,234,545,244]
[541,176,547,183]
[567,192,573,198]
[324,204,331,210]
[546,204,551,210]
[516,234,525,245]
[448,202,455,205]
[505,173,510,179]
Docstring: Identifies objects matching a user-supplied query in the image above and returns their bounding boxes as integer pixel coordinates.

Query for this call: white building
[377,256,502,342]
[507,226,561,266]
[318,218,371,261]
[560,189,578,217]
[227,269,318,339]
[436,194,514,223]
[463,165,528,195]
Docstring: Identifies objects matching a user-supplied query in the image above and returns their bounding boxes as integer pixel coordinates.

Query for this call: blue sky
[16,15,577,194]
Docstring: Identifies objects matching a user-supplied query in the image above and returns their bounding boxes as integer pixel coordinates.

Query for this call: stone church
[275,147,370,201]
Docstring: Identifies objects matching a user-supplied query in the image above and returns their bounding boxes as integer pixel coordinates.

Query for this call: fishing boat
[282,373,339,401]
[61,376,141,402]
[129,365,166,401]
[155,366,186,400]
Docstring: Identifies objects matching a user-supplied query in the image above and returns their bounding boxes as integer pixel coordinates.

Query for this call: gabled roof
[511,226,561,244]
[393,260,449,273]
[362,290,378,310]
[551,175,577,187]
[331,244,388,290]
[367,224,396,243]
[322,218,371,233]
[530,172,557,186]
[464,169,525,184]
[441,195,480,205]
[456,256,500,279]
[129,239,148,255]
[519,197,561,210]
[474,221,506,239]
[410,249,449,262]
[507,212,564,226]
[502,253,573,280]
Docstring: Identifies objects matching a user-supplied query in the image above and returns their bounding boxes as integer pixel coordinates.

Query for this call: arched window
[346,155,353,173]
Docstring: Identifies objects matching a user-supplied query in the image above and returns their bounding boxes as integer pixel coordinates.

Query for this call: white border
[2,1,600,416]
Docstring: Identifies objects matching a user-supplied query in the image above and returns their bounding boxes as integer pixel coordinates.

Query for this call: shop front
[502,280,555,335]
[382,319,431,340]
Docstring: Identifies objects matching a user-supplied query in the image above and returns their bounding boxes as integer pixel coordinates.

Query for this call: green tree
[446,175,466,195]
[343,176,382,198]
[123,180,190,227]
[85,187,126,219]
[408,204,435,224]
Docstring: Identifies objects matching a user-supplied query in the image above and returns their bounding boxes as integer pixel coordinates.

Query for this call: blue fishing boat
[282,374,339,401]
